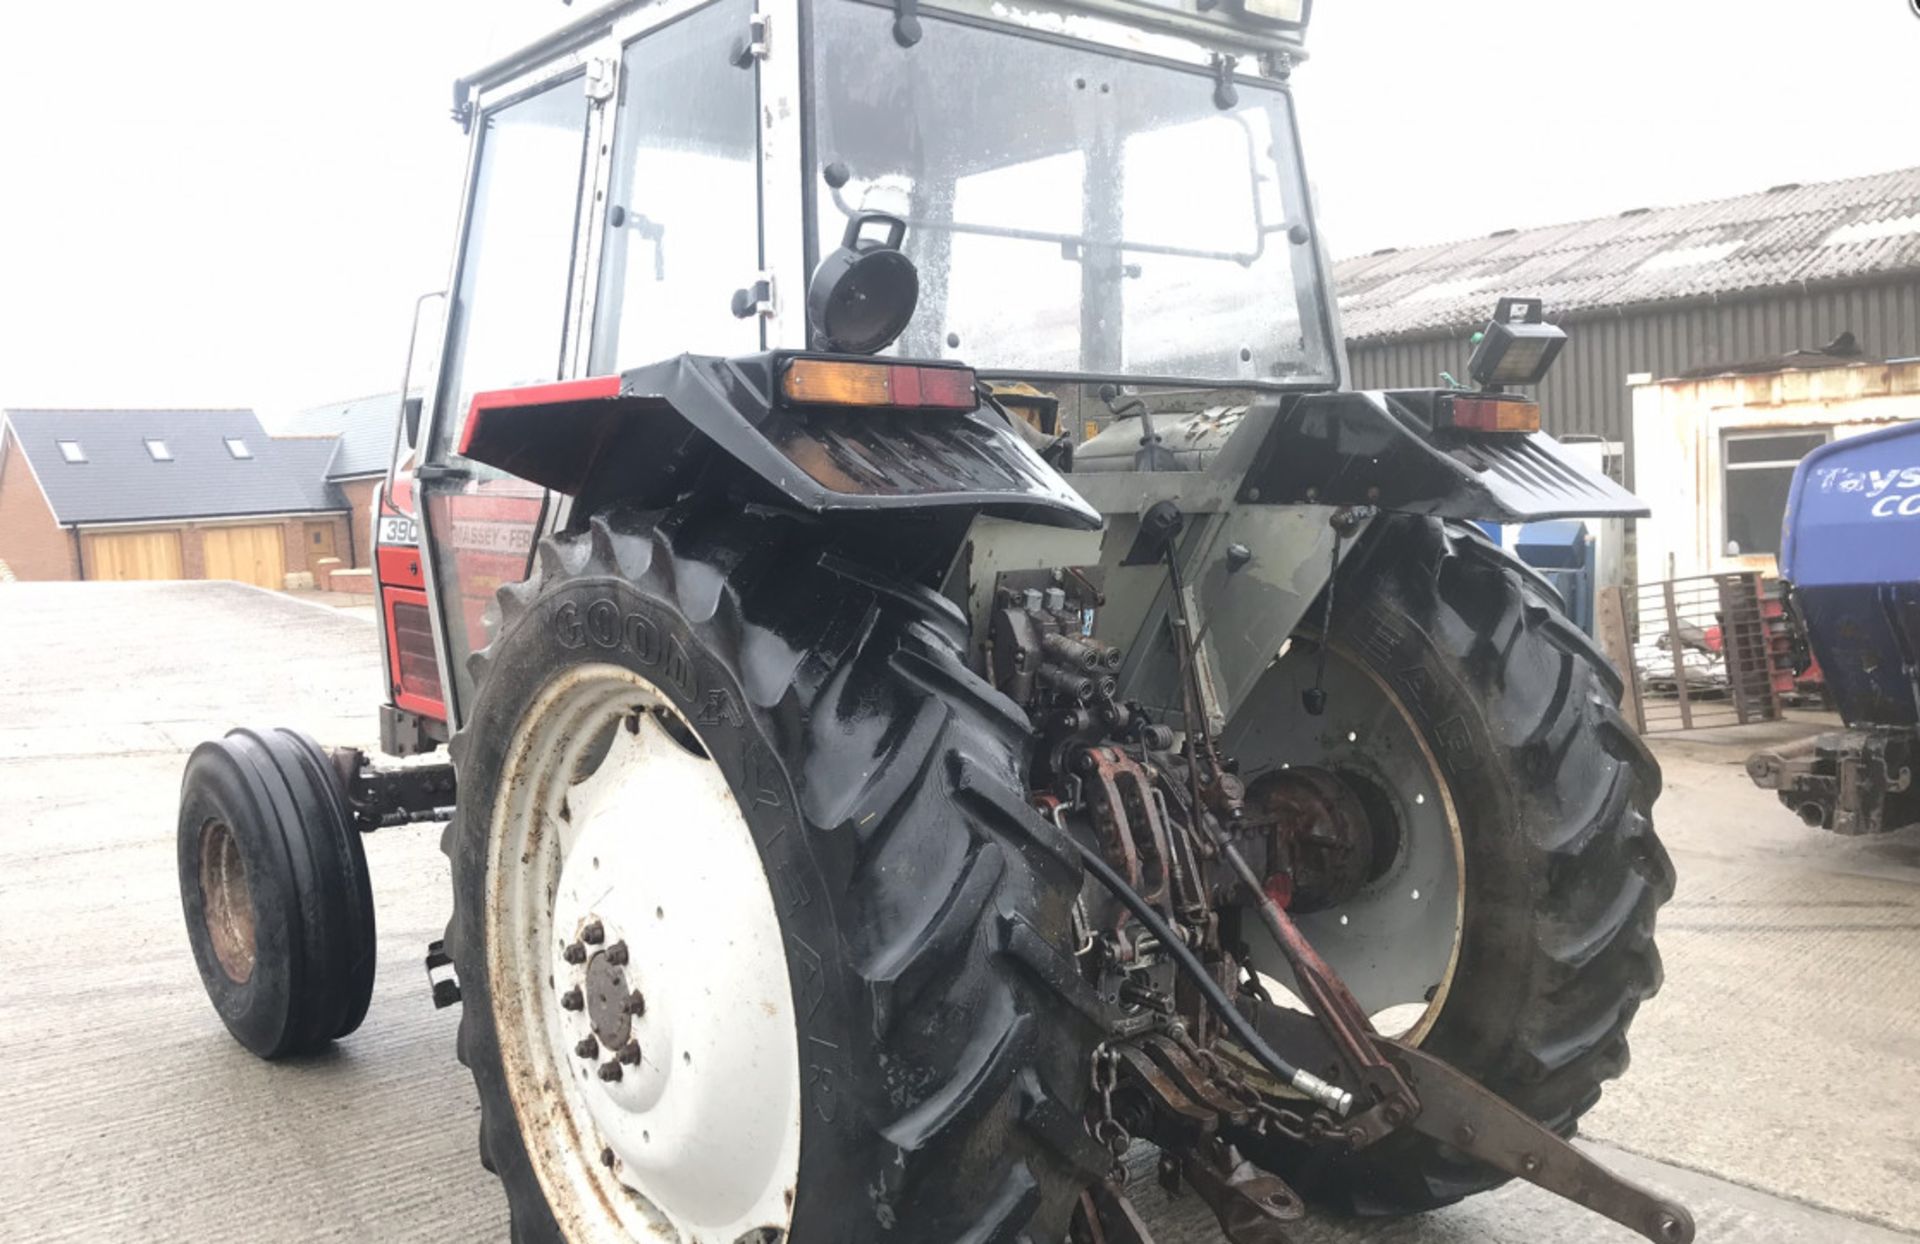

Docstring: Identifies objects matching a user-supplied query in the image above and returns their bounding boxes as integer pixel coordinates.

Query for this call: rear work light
[780,358,977,410]
[1444,395,1541,434]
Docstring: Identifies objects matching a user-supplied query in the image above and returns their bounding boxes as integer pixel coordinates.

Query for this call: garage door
[201,525,287,589]
[83,530,184,581]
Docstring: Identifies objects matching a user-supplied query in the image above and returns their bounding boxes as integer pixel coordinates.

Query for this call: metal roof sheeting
[1334,167,1920,343]
[3,408,346,525]
[1347,278,1920,472]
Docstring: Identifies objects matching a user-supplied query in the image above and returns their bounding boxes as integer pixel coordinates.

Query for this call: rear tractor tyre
[1227,515,1675,1215]
[443,506,1106,1244]
[177,727,376,1059]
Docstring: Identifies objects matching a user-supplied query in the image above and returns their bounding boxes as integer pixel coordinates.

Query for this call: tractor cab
[373,0,1339,747]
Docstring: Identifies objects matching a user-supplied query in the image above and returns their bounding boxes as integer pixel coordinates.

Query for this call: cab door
[415,67,604,725]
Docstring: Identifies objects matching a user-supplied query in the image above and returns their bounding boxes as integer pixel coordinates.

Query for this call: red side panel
[377,543,424,590]
[384,587,445,721]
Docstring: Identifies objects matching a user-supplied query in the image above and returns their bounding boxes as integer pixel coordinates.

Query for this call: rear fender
[457,352,1100,533]
[1237,389,1648,522]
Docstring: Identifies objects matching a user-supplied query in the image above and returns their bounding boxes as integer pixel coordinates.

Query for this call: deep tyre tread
[443,505,1105,1244]
[177,727,376,1059]
[1237,514,1674,1215]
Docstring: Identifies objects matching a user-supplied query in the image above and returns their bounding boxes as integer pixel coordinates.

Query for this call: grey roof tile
[1334,167,1920,342]
[271,437,349,512]
[3,409,345,525]
[278,392,401,480]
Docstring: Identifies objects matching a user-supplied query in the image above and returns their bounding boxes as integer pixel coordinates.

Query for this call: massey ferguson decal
[448,518,535,555]
[428,487,547,656]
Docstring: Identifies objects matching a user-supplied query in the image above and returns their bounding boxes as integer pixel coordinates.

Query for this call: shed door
[83,529,184,580]
[202,525,287,588]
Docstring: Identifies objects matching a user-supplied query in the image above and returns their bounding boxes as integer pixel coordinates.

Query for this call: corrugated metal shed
[1336,169,1920,480]
[1336,167,1920,343]
[3,408,346,525]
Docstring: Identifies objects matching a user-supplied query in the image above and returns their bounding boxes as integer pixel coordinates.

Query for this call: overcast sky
[0,0,1914,418]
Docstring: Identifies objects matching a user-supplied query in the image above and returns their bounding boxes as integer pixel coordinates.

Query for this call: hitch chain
[1251,1097,1312,1143]
[1090,1043,1133,1183]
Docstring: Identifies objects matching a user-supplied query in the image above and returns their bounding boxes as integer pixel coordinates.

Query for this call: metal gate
[1598,573,1784,733]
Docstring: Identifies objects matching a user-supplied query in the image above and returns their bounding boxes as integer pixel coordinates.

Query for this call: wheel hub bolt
[605,941,630,967]
[563,942,587,965]
[575,1036,599,1059]
[560,987,584,1012]
[598,1060,624,1082]
[624,990,646,1017]
[618,1039,642,1065]
[581,920,605,945]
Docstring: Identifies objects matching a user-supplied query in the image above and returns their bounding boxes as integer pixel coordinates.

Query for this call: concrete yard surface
[2,580,1916,1243]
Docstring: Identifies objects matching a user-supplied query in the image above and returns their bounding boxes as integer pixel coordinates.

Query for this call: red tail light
[780,357,978,410]
[1444,396,1541,434]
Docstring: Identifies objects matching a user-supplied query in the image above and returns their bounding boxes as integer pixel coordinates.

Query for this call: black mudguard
[1237,389,1648,522]
[457,352,1100,530]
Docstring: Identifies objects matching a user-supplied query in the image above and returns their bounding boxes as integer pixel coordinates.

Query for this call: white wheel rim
[486,664,801,1244]
[1223,645,1466,1047]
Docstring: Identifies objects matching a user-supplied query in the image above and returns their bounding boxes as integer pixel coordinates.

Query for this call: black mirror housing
[403,395,425,448]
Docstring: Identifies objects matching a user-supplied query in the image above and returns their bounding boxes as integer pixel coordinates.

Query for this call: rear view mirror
[402,395,425,448]
[386,291,447,518]
[397,292,448,450]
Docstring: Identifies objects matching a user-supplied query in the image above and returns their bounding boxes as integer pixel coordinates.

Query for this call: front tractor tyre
[177,727,376,1059]
[443,507,1106,1244]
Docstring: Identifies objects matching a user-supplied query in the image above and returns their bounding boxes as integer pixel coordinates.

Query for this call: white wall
[1630,361,1920,583]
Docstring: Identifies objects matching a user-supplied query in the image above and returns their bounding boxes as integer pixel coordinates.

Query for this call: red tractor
[177,3,1686,1241]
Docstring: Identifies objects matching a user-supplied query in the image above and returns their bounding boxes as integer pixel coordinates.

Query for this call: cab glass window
[425,77,588,716]
[432,80,592,464]
[590,0,761,373]
[808,1,1330,383]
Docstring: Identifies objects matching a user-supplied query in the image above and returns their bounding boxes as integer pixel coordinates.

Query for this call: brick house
[0,408,351,587]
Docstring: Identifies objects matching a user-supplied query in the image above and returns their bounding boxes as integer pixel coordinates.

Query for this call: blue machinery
[1745,420,1920,834]
[1514,521,1595,634]
[1476,520,1596,634]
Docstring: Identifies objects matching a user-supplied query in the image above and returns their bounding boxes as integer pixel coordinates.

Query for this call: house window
[224,437,252,459]
[1723,429,1829,557]
[57,440,85,463]
[145,439,172,461]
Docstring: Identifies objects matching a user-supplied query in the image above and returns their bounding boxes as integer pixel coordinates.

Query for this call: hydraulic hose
[1068,836,1354,1115]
